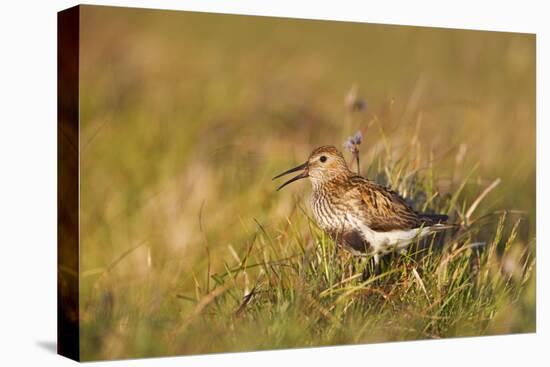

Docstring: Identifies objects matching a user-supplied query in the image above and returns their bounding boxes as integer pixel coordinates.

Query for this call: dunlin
[273,145,449,275]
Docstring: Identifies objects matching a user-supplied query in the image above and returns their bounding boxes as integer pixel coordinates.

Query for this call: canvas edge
[57,4,81,362]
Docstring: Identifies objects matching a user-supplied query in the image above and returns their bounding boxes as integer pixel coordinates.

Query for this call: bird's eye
[320,156,327,163]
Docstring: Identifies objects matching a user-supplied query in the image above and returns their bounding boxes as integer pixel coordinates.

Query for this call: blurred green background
[77,5,535,360]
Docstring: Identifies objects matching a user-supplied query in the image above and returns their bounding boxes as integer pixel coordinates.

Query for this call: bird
[273,145,449,276]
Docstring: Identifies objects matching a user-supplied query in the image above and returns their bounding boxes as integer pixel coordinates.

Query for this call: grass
[76,5,535,361]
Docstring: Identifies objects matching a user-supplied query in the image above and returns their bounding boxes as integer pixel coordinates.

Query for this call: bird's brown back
[345,175,447,231]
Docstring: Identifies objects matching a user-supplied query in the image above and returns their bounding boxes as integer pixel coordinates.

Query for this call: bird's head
[273,145,351,191]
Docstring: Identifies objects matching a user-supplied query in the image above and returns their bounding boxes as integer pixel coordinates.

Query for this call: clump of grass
[160,188,534,357]
[161,135,534,355]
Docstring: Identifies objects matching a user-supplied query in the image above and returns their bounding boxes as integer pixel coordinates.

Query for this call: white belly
[346,213,433,255]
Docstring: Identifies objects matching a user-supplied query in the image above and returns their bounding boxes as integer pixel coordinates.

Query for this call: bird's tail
[420,213,461,232]
[421,213,449,224]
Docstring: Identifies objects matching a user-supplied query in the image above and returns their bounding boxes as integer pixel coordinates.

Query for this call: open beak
[272,162,308,191]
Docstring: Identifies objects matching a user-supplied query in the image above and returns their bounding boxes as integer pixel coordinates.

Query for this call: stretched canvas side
[57,5,80,362]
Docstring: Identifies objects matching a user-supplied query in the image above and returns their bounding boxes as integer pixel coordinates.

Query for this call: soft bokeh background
[78,5,535,360]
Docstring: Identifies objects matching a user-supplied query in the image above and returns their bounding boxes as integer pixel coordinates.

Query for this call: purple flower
[344,130,363,174]
[344,130,363,154]
[345,85,367,112]
[344,130,362,154]
[353,130,362,145]
[354,99,367,111]
[344,138,356,153]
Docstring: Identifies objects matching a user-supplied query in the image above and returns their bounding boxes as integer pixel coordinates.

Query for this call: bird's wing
[349,176,425,231]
